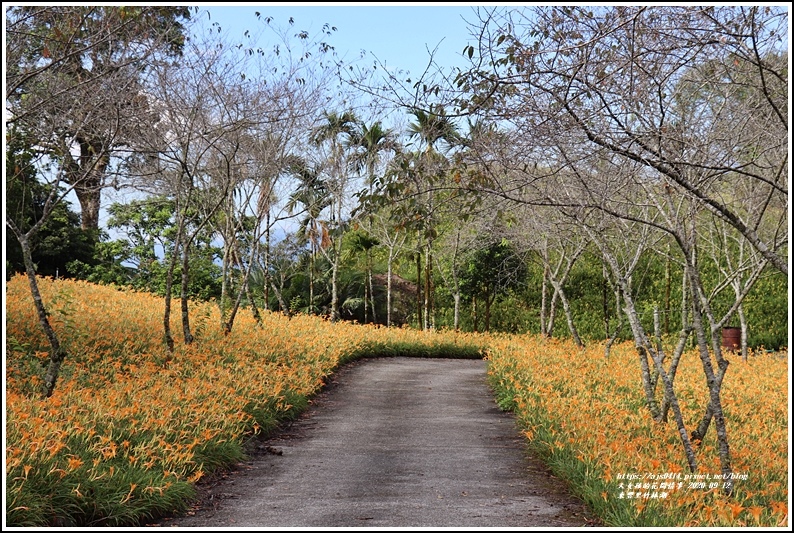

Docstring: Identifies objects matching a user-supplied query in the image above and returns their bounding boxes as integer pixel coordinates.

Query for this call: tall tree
[455,5,787,275]
[285,158,331,315]
[406,105,459,329]
[348,120,398,192]
[5,5,191,397]
[6,5,192,232]
[309,110,360,321]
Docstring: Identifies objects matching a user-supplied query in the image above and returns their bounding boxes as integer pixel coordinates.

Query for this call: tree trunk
[651,350,699,474]
[424,242,432,330]
[180,243,193,344]
[546,291,559,337]
[163,269,175,355]
[448,229,462,331]
[162,216,185,356]
[622,283,698,473]
[540,262,549,336]
[688,268,734,494]
[264,218,271,311]
[363,269,369,323]
[328,201,344,323]
[453,292,461,331]
[622,290,661,419]
[416,249,422,327]
[659,326,693,422]
[649,307,666,391]
[664,245,672,335]
[219,195,239,329]
[270,279,288,316]
[219,241,231,330]
[602,263,610,340]
[66,139,109,232]
[246,280,261,324]
[309,245,315,315]
[223,278,246,335]
[387,257,393,327]
[330,247,340,322]
[604,281,623,359]
[224,242,258,335]
[681,269,689,347]
[13,230,69,398]
[731,277,750,360]
[738,305,748,361]
[472,295,478,333]
[74,181,103,232]
[368,255,377,324]
[553,281,583,348]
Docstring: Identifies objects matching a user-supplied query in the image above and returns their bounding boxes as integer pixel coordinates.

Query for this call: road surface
[153,357,598,528]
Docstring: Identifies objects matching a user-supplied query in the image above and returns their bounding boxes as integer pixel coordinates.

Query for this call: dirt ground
[147,357,601,528]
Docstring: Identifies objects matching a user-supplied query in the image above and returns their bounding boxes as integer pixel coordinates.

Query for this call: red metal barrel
[721,327,741,353]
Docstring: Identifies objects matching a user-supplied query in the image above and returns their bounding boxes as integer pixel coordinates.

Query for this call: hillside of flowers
[486,336,789,526]
[5,275,789,527]
[4,275,482,526]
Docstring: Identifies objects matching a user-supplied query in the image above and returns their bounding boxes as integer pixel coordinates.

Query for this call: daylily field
[4,275,789,527]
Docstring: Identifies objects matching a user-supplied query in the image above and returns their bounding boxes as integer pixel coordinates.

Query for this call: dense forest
[6,6,788,382]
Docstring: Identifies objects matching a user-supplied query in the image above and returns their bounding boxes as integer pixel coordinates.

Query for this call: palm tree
[311,110,358,148]
[406,105,459,330]
[347,229,381,323]
[407,105,460,155]
[309,110,360,321]
[285,157,330,315]
[348,120,399,194]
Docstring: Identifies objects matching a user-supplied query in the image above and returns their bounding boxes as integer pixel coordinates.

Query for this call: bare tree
[565,149,768,493]
[540,156,704,474]
[212,14,342,331]
[363,203,409,327]
[127,29,249,351]
[509,210,588,345]
[5,6,191,396]
[214,91,326,334]
[433,5,787,493]
[700,192,775,361]
[6,6,192,232]
[457,5,787,275]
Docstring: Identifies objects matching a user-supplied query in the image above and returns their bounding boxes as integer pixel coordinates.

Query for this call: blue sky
[15,4,495,238]
[197,3,483,80]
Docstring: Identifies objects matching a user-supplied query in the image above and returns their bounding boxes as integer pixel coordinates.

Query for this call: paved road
[157,357,597,528]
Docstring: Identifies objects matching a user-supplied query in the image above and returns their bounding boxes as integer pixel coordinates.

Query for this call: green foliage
[459,240,525,301]
[353,340,484,360]
[5,336,47,397]
[741,268,788,350]
[65,238,138,286]
[432,244,786,351]
[7,6,191,66]
[7,461,196,527]
[62,197,223,299]
[487,294,537,334]
[5,131,97,278]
